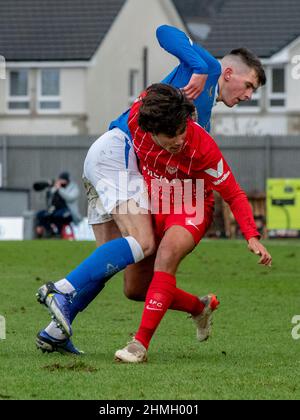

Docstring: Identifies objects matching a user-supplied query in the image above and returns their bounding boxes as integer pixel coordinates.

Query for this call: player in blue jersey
[36,25,267,355]
[110,25,265,135]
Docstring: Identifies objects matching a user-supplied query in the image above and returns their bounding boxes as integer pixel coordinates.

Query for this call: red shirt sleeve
[195,133,260,241]
[214,171,260,241]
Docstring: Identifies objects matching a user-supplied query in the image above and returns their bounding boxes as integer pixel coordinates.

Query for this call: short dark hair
[138,84,195,137]
[229,48,266,86]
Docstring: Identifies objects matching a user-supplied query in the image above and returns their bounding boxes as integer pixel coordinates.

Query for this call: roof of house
[1,0,300,62]
[173,0,224,20]
[0,0,126,61]
[173,0,300,58]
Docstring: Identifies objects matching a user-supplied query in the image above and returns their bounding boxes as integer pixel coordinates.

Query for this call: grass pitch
[0,239,300,400]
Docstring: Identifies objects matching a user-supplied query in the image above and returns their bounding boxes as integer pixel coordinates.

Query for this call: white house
[0,0,300,136]
[0,0,185,136]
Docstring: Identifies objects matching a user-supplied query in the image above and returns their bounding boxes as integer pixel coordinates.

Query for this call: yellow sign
[267,179,300,236]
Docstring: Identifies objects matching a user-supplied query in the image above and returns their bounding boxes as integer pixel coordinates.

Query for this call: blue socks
[69,280,107,322]
[65,237,144,320]
[67,237,139,291]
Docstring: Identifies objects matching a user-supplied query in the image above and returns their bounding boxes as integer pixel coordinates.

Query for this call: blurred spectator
[34,172,82,238]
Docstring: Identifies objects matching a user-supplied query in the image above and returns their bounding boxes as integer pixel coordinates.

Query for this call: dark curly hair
[138,84,195,137]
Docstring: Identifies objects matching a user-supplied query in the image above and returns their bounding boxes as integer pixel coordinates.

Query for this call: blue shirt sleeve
[156,25,220,75]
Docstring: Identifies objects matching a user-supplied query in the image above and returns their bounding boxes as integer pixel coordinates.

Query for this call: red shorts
[153,200,214,245]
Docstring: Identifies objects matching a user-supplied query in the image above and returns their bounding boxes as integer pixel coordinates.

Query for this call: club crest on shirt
[166,166,178,175]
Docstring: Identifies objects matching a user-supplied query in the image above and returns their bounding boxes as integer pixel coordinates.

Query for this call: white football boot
[115,339,147,363]
[192,294,220,342]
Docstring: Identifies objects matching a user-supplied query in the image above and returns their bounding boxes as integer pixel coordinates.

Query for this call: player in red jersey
[36,29,267,355]
[115,84,272,363]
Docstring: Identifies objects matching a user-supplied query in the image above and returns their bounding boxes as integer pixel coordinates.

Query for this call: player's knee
[142,237,156,258]
[132,234,156,259]
[124,289,146,302]
[123,286,146,302]
[155,243,182,270]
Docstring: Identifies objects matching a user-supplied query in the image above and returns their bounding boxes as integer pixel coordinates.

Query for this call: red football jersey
[128,98,259,241]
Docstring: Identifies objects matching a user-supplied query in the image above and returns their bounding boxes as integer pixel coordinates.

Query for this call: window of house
[268,67,286,108]
[38,69,61,111]
[7,69,30,111]
[129,69,139,104]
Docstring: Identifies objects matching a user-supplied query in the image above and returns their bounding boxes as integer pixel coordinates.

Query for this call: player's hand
[182,73,208,100]
[248,237,272,267]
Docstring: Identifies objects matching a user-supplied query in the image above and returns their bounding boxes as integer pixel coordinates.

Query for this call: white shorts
[83,128,149,225]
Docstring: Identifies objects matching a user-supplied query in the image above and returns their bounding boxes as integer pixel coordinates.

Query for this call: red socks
[170,288,205,316]
[135,272,205,349]
[135,272,176,349]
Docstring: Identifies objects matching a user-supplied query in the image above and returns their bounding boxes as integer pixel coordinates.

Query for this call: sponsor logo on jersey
[212,171,231,186]
[144,165,175,183]
[204,159,224,178]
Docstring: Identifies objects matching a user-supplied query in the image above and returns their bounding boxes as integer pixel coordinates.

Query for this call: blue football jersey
[109,25,221,135]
